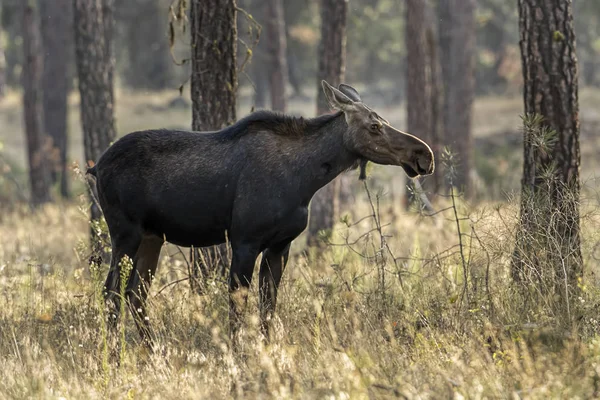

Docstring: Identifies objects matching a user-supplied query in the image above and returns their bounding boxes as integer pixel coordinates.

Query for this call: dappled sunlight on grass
[1,188,600,398]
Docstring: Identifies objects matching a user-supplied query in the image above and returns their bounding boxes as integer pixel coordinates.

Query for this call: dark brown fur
[90,81,435,347]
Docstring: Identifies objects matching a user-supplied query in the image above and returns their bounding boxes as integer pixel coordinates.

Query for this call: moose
[87,81,435,347]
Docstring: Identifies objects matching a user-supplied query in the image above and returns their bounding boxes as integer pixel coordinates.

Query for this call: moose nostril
[416,157,429,174]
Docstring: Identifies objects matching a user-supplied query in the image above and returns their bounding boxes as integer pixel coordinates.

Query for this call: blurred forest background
[0,0,599,206]
[2,0,600,398]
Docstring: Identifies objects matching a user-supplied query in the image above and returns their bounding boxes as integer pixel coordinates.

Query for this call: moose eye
[370,123,381,132]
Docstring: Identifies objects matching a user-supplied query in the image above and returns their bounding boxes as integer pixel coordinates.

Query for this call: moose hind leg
[126,234,164,348]
[259,243,291,340]
[229,243,260,339]
[104,229,142,328]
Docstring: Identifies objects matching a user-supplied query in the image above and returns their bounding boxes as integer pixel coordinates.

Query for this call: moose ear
[338,84,362,102]
[322,80,355,111]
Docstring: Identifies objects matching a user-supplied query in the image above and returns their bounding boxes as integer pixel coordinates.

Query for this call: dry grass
[1,185,600,399]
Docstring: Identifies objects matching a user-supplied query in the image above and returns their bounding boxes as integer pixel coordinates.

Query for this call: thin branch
[155,277,190,296]
[450,187,469,311]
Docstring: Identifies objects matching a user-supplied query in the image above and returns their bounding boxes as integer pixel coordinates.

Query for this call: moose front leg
[228,243,260,340]
[259,242,291,340]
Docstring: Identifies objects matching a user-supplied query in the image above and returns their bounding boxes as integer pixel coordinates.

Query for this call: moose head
[322,80,435,178]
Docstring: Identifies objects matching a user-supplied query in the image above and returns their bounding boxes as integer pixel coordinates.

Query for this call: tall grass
[1,176,600,398]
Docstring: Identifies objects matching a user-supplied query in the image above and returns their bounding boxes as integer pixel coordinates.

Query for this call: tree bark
[265,0,288,111]
[190,0,237,131]
[406,0,441,204]
[307,0,348,246]
[253,61,269,109]
[0,27,5,99]
[512,0,582,304]
[40,0,71,198]
[282,0,307,98]
[101,0,115,109]
[427,17,443,193]
[119,0,173,90]
[73,0,117,251]
[286,33,303,98]
[406,0,431,144]
[438,0,475,198]
[22,2,52,206]
[246,0,268,108]
[190,0,237,288]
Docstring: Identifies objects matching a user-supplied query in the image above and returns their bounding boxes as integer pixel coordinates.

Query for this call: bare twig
[156,277,190,296]
[450,187,469,311]
[471,226,495,320]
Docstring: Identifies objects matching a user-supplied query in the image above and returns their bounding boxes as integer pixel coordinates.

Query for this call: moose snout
[415,150,435,176]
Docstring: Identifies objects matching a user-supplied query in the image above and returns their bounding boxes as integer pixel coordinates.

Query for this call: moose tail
[86,165,97,177]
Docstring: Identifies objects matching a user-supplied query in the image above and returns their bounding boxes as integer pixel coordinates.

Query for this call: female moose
[88,81,434,347]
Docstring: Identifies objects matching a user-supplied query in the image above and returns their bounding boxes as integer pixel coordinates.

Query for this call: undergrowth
[1,179,600,399]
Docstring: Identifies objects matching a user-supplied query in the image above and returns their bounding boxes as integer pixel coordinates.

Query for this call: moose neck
[295,112,359,202]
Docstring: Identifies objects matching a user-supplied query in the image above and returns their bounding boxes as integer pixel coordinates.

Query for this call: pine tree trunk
[101,0,115,109]
[405,0,433,205]
[265,0,288,111]
[40,0,71,198]
[426,9,443,194]
[307,0,348,246]
[190,0,237,130]
[282,0,305,98]
[253,63,268,109]
[247,0,268,108]
[438,0,475,197]
[0,29,5,99]
[190,0,237,288]
[120,0,173,90]
[314,0,347,116]
[512,0,582,305]
[406,0,431,144]
[73,0,117,252]
[287,38,303,98]
[22,2,52,207]
[583,59,597,87]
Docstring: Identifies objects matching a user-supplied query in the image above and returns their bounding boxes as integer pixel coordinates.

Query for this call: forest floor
[1,188,600,398]
[1,88,600,398]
